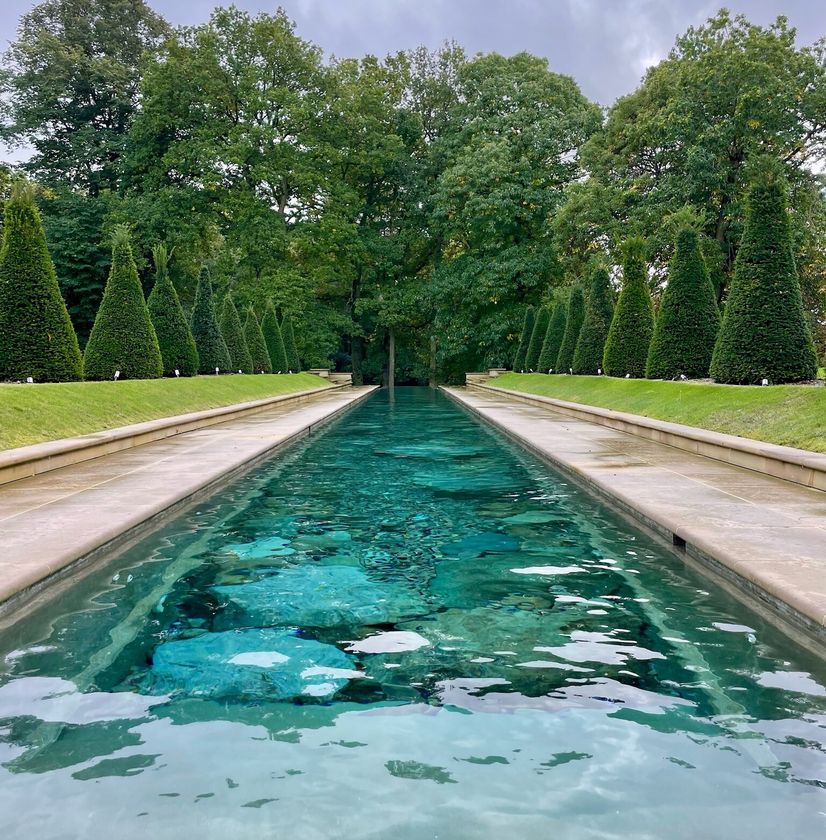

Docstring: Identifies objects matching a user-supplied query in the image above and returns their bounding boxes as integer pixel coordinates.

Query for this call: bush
[190,270,231,374]
[556,285,585,373]
[147,244,199,377]
[710,180,817,384]
[243,307,272,374]
[83,226,162,380]
[646,228,720,380]
[261,301,288,374]
[524,306,550,371]
[0,182,83,382]
[219,295,253,374]
[573,266,614,375]
[512,306,535,372]
[281,313,301,372]
[603,237,654,378]
[538,303,566,373]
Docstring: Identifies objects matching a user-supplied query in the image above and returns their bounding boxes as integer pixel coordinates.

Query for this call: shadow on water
[1,387,825,839]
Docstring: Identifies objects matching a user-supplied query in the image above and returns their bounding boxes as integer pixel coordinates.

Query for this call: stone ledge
[0,382,341,487]
[472,381,826,493]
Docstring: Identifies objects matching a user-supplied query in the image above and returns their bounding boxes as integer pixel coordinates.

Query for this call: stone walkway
[0,386,376,609]
[444,386,826,647]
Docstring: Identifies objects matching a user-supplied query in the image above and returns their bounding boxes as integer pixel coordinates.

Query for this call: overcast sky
[1,0,824,107]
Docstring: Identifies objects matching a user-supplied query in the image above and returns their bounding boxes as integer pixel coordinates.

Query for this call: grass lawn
[0,373,330,451]
[489,373,826,453]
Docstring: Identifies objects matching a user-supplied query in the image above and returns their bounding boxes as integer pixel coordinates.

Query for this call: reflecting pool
[1,387,825,839]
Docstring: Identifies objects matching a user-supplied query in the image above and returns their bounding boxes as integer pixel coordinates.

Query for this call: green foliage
[711,180,817,384]
[261,301,289,374]
[573,267,614,375]
[189,270,231,374]
[83,225,162,380]
[243,307,271,374]
[538,304,566,372]
[0,182,83,382]
[281,313,301,372]
[219,295,253,374]
[603,238,654,378]
[146,244,198,377]
[524,306,550,371]
[647,228,721,379]
[556,285,585,372]
[512,306,535,371]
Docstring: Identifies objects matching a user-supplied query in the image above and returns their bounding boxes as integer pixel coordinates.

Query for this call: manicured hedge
[190,270,231,374]
[261,301,288,374]
[0,182,83,382]
[573,266,614,375]
[603,237,654,378]
[83,226,162,380]
[556,285,585,373]
[281,313,301,372]
[220,295,253,374]
[525,306,550,371]
[512,306,535,372]
[538,303,566,373]
[710,180,817,384]
[147,244,199,377]
[244,306,272,374]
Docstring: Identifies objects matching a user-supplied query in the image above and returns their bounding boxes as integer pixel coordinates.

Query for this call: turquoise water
[1,387,825,839]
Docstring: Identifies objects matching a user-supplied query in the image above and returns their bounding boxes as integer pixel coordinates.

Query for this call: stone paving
[444,386,826,647]
[0,386,376,608]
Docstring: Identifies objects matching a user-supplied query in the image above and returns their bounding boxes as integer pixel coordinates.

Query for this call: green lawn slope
[0,373,329,451]
[489,373,826,453]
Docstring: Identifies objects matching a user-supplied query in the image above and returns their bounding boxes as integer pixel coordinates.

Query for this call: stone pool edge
[0,385,378,625]
[442,385,826,657]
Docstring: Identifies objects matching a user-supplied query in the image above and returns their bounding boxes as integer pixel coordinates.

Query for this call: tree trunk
[429,334,438,388]
[388,327,395,398]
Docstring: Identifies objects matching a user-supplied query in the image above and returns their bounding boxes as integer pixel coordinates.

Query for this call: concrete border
[0,385,378,622]
[471,381,826,492]
[443,386,826,656]
[0,382,342,487]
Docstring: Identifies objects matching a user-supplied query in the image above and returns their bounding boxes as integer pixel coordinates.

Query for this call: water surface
[1,387,825,839]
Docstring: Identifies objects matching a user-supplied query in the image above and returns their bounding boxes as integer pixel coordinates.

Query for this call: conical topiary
[538,302,566,373]
[243,307,272,374]
[512,306,535,372]
[646,228,720,380]
[220,295,253,374]
[281,313,301,372]
[190,269,231,374]
[710,180,817,384]
[147,244,199,377]
[0,182,83,382]
[83,226,162,380]
[556,285,585,373]
[573,266,614,375]
[525,306,550,372]
[261,301,288,374]
[603,237,654,378]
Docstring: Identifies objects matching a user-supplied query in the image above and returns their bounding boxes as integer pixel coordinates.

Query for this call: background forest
[1,0,824,384]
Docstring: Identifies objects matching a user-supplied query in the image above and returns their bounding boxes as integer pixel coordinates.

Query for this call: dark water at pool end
[0,387,825,839]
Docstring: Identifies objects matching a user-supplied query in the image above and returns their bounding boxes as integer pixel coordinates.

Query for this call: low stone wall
[471,382,826,493]
[0,384,343,487]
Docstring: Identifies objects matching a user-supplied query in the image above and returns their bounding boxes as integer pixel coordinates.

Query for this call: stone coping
[0,386,378,617]
[445,386,826,653]
[473,382,826,492]
[0,382,340,487]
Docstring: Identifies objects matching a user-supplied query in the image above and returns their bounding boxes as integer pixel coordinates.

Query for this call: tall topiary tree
[710,180,817,384]
[244,307,272,374]
[647,228,721,380]
[220,295,253,374]
[147,244,198,377]
[261,301,288,374]
[190,269,231,374]
[538,302,567,373]
[512,306,535,372]
[573,266,614,375]
[556,285,585,373]
[524,306,550,371]
[83,226,162,380]
[281,313,301,372]
[603,237,654,378]
[0,182,82,382]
